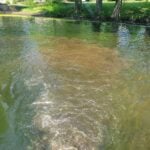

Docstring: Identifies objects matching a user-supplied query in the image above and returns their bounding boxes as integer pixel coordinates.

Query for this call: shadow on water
[91,21,101,32]
[0,16,150,150]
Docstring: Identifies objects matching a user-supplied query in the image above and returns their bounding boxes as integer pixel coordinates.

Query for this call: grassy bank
[1,2,150,24]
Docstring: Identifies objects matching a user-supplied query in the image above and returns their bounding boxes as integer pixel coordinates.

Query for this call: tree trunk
[111,0,122,20]
[75,0,82,17]
[95,0,102,20]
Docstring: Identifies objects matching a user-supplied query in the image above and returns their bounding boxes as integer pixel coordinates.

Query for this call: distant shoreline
[0,3,149,25]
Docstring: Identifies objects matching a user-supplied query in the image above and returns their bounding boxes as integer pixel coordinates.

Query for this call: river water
[0,17,149,150]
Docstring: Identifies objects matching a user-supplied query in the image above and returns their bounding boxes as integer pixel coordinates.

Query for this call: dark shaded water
[0,17,150,150]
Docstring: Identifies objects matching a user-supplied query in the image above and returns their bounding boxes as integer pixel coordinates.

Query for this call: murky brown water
[0,17,150,150]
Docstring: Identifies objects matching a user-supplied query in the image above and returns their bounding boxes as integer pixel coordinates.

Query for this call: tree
[95,0,103,20]
[75,0,82,17]
[111,0,122,20]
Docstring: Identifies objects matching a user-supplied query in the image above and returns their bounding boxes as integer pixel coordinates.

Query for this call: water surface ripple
[0,17,150,150]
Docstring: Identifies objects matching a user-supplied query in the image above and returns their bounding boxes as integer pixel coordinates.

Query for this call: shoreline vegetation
[0,1,150,25]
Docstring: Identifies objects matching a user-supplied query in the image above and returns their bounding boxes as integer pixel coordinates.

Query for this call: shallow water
[0,17,150,150]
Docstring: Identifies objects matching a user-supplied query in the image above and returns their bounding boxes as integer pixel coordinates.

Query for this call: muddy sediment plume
[40,37,127,75]
[29,37,129,149]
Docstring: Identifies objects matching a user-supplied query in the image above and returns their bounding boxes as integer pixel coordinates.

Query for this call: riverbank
[0,2,150,24]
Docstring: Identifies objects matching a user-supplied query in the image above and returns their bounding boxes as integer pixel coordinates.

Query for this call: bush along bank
[1,2,150,24]
[31,2,150,24]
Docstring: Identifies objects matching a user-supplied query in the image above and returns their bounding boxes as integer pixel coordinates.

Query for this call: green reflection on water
[0,103,8,134]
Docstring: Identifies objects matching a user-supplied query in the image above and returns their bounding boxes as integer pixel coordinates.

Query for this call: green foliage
[25,0,36,7]
[46,0,63,4]
[121,2,150,22]
[107,0,116,1]
[42,3,74,17]
[23,1,150,23]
